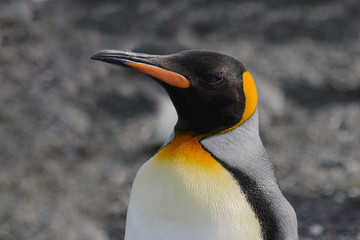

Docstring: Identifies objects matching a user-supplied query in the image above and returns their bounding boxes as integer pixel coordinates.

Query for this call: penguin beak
[90,50,190,89]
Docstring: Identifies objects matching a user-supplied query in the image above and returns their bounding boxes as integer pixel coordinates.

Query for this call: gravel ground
[0,0,359,239]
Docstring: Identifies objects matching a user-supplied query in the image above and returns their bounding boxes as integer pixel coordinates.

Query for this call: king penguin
[91,50,298,240]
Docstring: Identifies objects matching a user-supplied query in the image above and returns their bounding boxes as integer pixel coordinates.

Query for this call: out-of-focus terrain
[0,0,359,239]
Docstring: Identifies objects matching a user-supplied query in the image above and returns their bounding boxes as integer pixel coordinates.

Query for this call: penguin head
[91,50,257,136]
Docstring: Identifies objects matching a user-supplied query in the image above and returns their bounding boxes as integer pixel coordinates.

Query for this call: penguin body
[91,50,298,240]
[126,132,262,240]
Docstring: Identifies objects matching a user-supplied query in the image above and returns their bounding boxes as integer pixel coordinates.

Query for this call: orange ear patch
[124,62,190,88]
[241,71,258,124]
[219,71,258,134]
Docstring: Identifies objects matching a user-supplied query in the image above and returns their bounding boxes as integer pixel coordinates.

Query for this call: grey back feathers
[200,109,298,240]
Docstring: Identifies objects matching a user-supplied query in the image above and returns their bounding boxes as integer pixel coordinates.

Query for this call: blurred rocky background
[0,0,359,239]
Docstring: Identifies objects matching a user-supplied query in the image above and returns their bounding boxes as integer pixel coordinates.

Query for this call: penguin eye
[201,74,223,85]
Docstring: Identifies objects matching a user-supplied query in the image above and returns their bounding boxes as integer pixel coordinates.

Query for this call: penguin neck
[199,108,264,166]
[159,109,261,167]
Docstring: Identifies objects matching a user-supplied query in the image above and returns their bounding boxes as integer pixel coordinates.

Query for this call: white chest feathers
[124,135,262,240]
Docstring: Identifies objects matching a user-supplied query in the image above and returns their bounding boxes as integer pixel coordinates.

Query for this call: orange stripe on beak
[124,62,190,88]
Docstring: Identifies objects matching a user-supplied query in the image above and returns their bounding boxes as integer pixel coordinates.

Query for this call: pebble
[309,223,324,236]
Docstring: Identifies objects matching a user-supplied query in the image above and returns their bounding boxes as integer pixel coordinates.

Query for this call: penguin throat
[174,104,244,136]
[156,134,220,168]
